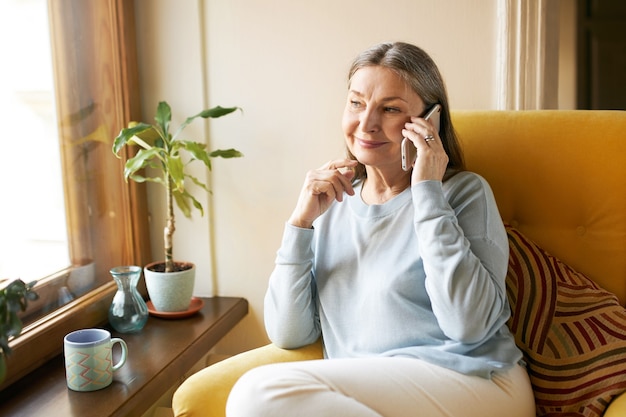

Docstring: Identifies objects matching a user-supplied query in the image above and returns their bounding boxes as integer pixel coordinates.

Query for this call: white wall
[135,0,501,354]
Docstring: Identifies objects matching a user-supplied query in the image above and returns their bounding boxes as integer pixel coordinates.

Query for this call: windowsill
[0,296,248,417]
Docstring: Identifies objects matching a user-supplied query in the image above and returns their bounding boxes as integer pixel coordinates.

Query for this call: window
[0,0,70,284]
[0,0,151,390]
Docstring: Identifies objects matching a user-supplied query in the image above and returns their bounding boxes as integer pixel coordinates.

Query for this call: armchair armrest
[172,340,323,417]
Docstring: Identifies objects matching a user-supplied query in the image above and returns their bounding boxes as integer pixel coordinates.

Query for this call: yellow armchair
[173,111,626,417]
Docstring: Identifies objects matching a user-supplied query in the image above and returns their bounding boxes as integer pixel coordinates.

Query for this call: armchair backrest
[452,110,626,303]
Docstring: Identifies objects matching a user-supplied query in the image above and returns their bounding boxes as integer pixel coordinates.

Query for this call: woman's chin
[356,155,402,171]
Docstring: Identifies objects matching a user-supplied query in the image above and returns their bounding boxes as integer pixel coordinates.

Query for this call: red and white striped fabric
[505,225,626,417]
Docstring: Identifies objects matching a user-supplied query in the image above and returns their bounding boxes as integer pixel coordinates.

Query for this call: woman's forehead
[349,66,423,104]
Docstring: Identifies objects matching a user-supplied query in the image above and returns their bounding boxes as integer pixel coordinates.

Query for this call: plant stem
[164,175,175,272]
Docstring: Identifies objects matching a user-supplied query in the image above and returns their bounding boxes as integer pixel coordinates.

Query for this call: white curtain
[496,0,561,110]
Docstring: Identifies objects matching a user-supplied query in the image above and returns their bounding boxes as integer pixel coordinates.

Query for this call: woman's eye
[384,107,401,113]
[350,100,362,108]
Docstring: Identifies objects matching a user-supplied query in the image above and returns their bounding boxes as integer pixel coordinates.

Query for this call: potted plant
[113,101,242,312]
[0,279,39,383]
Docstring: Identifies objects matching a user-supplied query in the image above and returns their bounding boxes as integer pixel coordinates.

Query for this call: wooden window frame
[1,0,150,390]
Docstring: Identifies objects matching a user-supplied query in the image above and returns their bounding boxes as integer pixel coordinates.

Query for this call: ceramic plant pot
[144,261,195,312]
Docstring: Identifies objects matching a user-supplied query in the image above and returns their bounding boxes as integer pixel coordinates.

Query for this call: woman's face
[342,66,425,172]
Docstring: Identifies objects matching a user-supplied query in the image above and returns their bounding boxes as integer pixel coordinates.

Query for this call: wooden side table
[0,297,248,417]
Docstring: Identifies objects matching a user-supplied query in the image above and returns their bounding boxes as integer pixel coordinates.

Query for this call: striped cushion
[505,226,626,417]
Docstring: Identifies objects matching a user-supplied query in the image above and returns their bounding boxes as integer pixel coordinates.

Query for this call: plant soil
[147,262,193,273]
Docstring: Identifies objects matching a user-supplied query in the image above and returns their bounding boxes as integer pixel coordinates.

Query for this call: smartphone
[401,104,442,171]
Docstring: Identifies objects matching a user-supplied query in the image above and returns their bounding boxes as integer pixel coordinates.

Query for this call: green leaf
[167,156,185,192]
[0,279,38,359]
[6,297,21,314]
[6,280,27,295]
[129,174,165,186]
[155,137,165,150]
[112,122,154,155]
[188,192,204,215]
[173,106,241,140]
[186,173,210,192]
[154,101,172,137]
[124,148,163,180]
[182,189,205,216]
[173,189,192,218]
[181,141,212,169]
[0,337,11,357]
[7,314,22,338]
[196,106,241,119]
[209,148,244,159]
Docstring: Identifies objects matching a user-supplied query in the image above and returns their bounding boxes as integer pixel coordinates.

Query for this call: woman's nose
[359,109,380,133]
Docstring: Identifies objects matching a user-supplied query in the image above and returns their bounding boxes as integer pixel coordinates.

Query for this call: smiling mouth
[357,138,387,149]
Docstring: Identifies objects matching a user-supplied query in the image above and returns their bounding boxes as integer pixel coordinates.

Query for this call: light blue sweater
[264,171,522,378]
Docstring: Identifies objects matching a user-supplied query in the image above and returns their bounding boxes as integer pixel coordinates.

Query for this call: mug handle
[111,338,128,371]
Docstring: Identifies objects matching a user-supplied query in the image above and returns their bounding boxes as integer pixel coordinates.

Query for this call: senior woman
[227,42,535,417]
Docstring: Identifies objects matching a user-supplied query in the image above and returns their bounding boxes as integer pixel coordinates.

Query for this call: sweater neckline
[348,183,412,218]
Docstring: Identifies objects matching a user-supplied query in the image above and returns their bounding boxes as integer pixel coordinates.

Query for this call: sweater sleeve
[411,173,509,344]
[264,223,321,349]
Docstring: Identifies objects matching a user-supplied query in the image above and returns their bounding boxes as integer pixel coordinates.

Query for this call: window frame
[0,0,150,390]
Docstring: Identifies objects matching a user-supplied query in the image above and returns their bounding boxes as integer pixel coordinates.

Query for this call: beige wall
[134,0,562,354]
[558,0,577,109]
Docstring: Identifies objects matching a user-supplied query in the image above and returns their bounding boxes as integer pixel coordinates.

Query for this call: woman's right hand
[288,159,358,229]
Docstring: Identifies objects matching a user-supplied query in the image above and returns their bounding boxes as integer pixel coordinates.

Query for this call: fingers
[312,159,358,201]
[402,117,440,149]
[402,117,448,182]
[288,159,358,229]
[321,158,359,174]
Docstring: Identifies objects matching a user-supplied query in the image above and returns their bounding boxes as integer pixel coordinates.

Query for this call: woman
[227,42,535,417]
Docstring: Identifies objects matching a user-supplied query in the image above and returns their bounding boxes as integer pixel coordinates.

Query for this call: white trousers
[226,357,535,417]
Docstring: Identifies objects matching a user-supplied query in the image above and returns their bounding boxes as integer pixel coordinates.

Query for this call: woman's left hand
[402,116,449,183]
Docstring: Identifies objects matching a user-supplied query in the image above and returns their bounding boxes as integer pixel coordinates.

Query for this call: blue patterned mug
[64,328,128,392]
